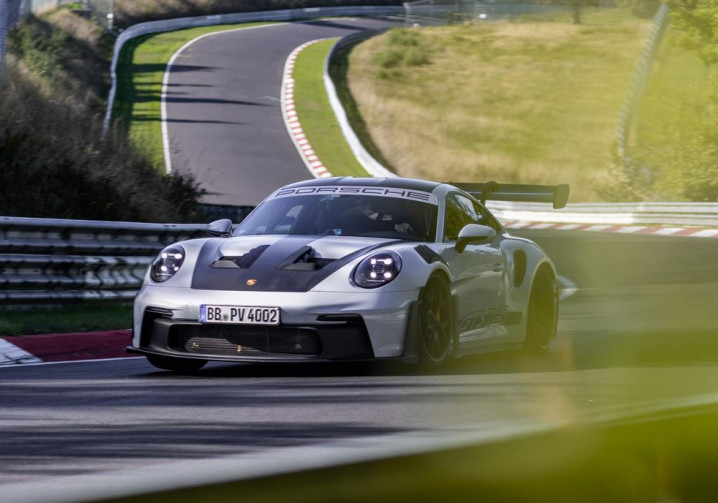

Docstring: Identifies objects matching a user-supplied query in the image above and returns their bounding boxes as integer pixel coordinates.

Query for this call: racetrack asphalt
[3,15,718,499]
[164,17,403,206]
[3,226,718,491]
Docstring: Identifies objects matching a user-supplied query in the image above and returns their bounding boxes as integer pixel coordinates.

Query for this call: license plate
[199,305,280,326]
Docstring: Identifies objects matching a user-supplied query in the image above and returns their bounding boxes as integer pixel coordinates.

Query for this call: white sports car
[129,177,568,371]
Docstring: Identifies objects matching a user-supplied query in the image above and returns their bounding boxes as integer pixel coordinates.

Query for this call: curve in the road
[161,24,286,176]
[162,17,403,207]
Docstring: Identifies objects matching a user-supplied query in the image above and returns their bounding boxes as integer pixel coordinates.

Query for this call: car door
[439,193,508,349]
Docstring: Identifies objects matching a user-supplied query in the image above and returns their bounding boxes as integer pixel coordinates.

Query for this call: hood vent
[279,246,335,271]
[211,245,269,269]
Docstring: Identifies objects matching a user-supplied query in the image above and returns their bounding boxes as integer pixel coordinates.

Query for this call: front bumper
[131,310,376,362]
[132,286,418,361]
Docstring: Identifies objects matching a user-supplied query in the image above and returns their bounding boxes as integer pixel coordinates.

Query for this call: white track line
[0,339,42,365]
[0,356,143,369]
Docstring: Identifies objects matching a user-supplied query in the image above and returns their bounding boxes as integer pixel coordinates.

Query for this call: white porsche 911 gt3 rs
[129,176,568,371]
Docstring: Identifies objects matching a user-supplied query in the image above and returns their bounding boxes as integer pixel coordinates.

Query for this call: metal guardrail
[0,217,205,303]
[403,0,568,25]
[325,31,395,178]
[102,5,406,137]
[487,201,718,227]
[3,203,717,303]
[616,3,669,162]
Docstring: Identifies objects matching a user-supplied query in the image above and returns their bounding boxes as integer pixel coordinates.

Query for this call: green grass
[346,9,652,201]
[114,23,272,169]
[0,304,133,336]
[329,39,399,171]
[292,39,368,177]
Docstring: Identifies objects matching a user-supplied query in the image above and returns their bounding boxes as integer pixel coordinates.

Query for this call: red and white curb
[503,221,718,238]
[282,39,335,179]
[0,330,135,366]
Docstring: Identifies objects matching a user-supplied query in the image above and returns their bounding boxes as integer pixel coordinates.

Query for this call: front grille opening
[168,325,321,356]
[141,307,173,347]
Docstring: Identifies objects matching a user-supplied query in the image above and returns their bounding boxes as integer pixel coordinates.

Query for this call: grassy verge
[114,23,272,169]
[329,40,396,171]
[0,304,133,337]
[346,9,651,201]
[292,39,368,176]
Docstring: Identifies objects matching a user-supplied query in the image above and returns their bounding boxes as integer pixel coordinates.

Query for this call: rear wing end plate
[450,181,570,209]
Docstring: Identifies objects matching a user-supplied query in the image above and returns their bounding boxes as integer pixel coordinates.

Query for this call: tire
[418,274,453,366]
[524,267,558,353]
[146,354,207,372]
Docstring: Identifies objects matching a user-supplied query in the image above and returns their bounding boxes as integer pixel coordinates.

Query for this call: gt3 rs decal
[273,186,439,205]
[459,307,522,332]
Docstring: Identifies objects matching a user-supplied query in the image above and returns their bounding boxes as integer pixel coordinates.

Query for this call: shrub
[372,28,431,71]
[1,13,204,222]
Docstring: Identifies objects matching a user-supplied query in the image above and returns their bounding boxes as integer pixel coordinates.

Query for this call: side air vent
[514,250,527,288]
[141,307,173,347]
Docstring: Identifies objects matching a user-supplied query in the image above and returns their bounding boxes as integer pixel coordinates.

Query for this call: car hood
[191,235,397,292]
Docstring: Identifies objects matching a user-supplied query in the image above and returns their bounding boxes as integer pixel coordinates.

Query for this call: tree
[669,0,718,64]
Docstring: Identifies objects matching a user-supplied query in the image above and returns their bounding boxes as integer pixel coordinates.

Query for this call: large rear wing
[450,181,570,209]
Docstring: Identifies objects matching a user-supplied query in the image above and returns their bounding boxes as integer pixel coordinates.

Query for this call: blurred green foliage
[610,0,718,202]
[372,29,431,77]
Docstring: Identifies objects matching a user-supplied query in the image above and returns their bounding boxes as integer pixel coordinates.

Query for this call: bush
[373,48,403,69]
[372,28,431,71]
[1,13,205,222]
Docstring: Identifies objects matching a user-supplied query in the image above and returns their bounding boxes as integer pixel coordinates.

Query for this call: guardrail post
[0,0,7,85]
[616,3,670,163]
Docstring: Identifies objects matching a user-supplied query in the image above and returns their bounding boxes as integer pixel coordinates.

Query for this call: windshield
[235,193,438,242]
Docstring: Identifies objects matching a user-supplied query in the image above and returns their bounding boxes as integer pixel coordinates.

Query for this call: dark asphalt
[165,17,403,206]
[1,231,717,487]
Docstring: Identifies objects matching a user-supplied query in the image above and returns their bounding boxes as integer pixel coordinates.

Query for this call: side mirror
[456,224,496,253]
[206,219,233,238]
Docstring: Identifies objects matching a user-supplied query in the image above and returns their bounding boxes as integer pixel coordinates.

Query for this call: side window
[444,194,501,242]
[471,200,502,233]
[444,194,479,242]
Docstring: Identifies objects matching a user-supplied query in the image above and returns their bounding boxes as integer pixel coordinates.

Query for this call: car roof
[282,176,443,194]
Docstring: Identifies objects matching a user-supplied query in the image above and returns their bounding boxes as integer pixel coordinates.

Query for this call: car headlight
[150,245,185,283]
[353,251,402,289]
